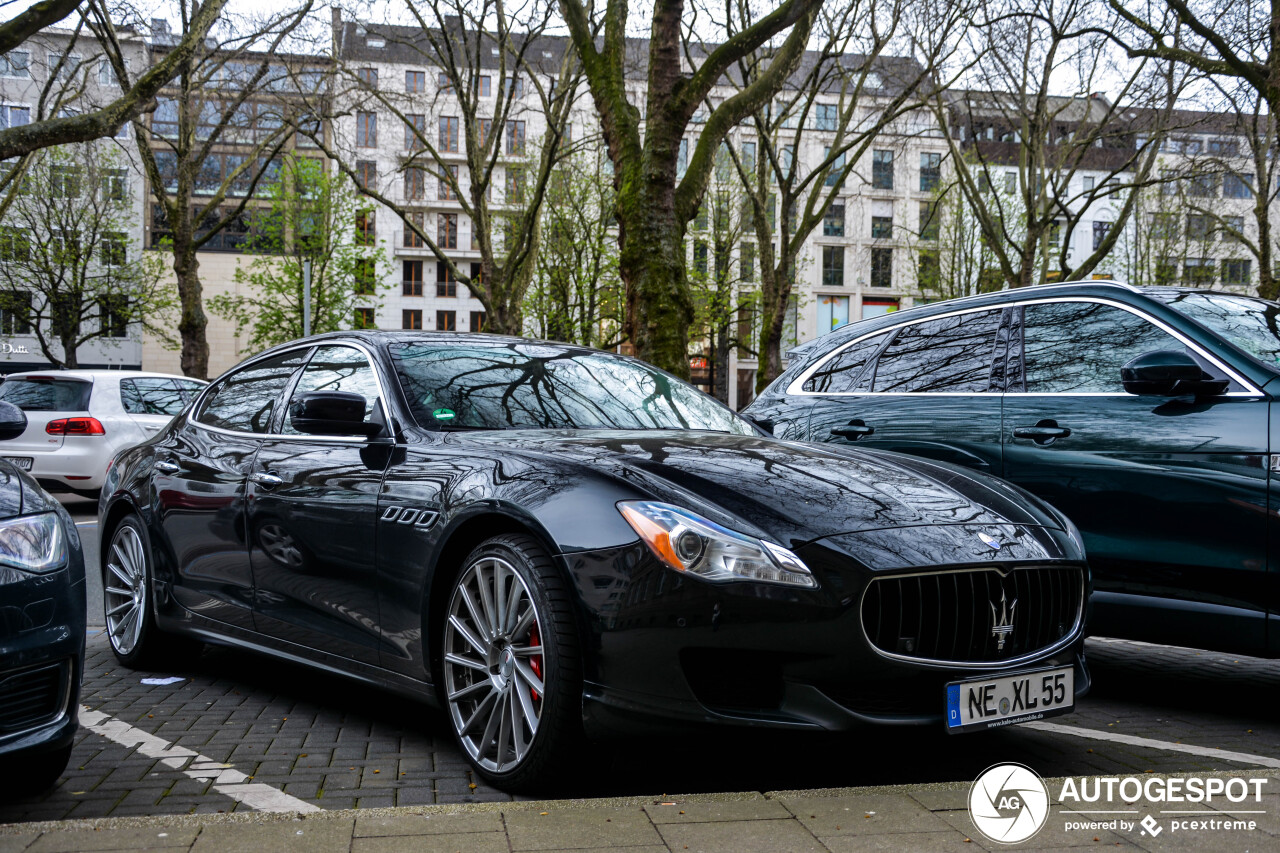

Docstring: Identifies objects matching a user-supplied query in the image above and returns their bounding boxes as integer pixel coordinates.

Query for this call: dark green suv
[746,282,1280,658]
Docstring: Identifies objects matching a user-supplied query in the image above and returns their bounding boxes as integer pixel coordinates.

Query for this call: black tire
[439,533,584,791]
[0,743,72,797]
[103,514,201,670]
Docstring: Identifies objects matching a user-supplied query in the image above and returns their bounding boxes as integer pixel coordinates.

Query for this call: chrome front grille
[860,566,1084,665]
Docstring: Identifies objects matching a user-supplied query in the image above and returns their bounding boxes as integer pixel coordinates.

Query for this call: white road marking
[1027,720,1280,769]
[74,520,97,526]
[79,706,321,813]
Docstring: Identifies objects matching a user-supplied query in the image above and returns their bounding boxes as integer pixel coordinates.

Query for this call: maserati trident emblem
[978,532,1002,550]
[990,590,1017,651]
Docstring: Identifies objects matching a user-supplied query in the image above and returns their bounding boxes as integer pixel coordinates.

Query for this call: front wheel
[104,515,200,669]
[441,534,583,791]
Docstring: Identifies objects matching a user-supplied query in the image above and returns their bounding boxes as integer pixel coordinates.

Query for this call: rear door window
[869,309,1003,392]
[121,378,188,415]
[803,332,891,393]
[0,378,92,411]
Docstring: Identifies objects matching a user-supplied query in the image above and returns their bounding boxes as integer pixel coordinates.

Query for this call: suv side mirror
[289,391,383,438]
[0,401,26,441]
[1121,350,1229,397]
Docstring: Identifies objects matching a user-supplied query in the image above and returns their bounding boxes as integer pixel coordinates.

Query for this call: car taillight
[45,417,106,436]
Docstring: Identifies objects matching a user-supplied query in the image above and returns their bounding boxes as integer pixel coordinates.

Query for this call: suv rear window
[0,378,92,411]
[120,378,188,416]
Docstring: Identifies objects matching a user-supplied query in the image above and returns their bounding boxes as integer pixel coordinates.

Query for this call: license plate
[945,666,1073,733]
[2,456,32,471]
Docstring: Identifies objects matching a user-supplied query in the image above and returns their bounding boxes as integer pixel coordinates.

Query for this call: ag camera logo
[969,763,1050,844]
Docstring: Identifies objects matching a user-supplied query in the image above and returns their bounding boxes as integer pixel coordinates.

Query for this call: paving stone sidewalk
[4,771,1279,853]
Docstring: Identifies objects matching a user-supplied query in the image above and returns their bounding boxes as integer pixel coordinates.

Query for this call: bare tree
[132,3,317,379]
[558,0,824,378]
[0,0,228,160]
[316,3,581,337]
[0,143,172,367]
[928,0,1184,291]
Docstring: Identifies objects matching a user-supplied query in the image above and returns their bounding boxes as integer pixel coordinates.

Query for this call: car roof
[2,369,207,383]
[255,330,621,362]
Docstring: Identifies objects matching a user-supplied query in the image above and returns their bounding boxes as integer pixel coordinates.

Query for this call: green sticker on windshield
[432,408,456,421]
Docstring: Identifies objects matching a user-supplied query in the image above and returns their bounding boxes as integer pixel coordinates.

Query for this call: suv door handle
[154,460,179,475]
[248,472,284,488]
[830,419,874,440]
[1013,420,1072,445]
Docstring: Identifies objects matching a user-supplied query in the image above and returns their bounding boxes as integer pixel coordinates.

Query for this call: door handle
[248,472,284,488]
[154,460,179,475]
[830,419,874,440]
[1013,420,1072,446]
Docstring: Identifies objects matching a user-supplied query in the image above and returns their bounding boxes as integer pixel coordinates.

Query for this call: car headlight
[0,512,67,573]
[617,501,816,588]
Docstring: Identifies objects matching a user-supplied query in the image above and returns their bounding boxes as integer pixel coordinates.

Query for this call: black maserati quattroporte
[100,332,1090,789]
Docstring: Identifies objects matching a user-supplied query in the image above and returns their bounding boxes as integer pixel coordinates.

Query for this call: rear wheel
[104,515,200,669]
[441,534,583,791]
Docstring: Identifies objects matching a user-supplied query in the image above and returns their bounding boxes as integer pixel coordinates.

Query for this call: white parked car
[0,370,206,497]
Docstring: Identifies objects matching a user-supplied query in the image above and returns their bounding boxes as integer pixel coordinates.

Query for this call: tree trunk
[173,243,209,380]
[713,324,730,404]
[616,188,693,379]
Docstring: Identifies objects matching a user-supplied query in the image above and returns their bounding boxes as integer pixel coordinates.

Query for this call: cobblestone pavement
[1,501,1276,824]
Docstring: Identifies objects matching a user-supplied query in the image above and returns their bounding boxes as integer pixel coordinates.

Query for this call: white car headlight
[0,512,67,573]
[617,501,816,588]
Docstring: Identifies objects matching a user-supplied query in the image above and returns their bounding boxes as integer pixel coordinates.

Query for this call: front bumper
[0,563,86,763]
[562,542,1089,737]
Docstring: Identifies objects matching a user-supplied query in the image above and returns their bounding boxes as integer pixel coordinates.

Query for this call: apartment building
[0,26,149,372]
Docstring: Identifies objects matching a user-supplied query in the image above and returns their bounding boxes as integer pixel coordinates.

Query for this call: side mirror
[289,391,383,438]
[0,401,25,441]
[1121,350,1229,397]
[742,414,775,436]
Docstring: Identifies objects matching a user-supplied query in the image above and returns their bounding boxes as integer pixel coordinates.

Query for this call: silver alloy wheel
[104,524,148,656]
[443,555,545,773]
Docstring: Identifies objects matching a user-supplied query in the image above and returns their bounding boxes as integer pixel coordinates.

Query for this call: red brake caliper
[529,622,543,702]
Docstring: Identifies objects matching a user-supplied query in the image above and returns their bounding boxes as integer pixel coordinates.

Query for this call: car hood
[450,429,1068,555]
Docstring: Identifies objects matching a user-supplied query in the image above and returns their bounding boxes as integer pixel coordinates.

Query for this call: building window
[401,167,424,201]
[506,120,525,154]
[821,246,844,287]
[101,168,127,202]
[354,307,376,329]
[1188,174,1217,197]
[1222,259,1252,286]
[817,295,849,333]
[692,241,708,276]
[814,103,838,131]
[403,260,423,296]
[505,167,525,203]
[405,113,425,151]
[502,76,523,99]
[871,215,893,239]
[0,291,31,334]
[871,247,893,287]
[1186,214,1213,242]
[1223,173,1253,199]
[1156,258,1178,283]
[403,211,424,247]
[438,164,459,200]
[436,261,457,297]
[0,51,30,78]
[862,298,899,319]
[403,309,423,329]
[356,160,376,189]
[439,116,458,152]
[100,232,127,266]
[356,67,377,88]
[99,296,128,337]
[478,75,491,97]
[822,203,845,237]
[437,310,456,331]
[470,311,487,332]
[1184,257,1215,284]
[354,259,377,295]
[356,111,377,147]
[823,148,845,187]
[1223,215,1246,243]
[872,150,894,190]
[0,104,30,129]
[437,214,457,249]
[920,152,941,192]
[406,70,425,93]
[918,202,939,241]
[918,252,939,291]
[1092,220,1112,250]
[356,211,375,245]
[50,164,81,198]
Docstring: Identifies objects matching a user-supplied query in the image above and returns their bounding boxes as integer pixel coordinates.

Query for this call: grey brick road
[1,500,1276,825]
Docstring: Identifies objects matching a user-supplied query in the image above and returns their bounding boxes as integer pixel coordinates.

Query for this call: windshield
[1156,292,1280,367]
[388,342,755,434]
